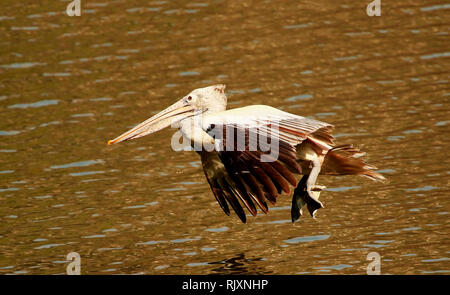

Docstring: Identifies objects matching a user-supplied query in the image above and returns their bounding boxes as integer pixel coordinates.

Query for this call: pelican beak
[107,99,196,145]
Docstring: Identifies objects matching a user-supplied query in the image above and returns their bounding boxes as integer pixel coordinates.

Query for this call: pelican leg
[305,155,325,217]
[291,152,326,222]
[306,155,324,198]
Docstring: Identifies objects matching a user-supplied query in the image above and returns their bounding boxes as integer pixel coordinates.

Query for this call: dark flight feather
[200,114,382,222]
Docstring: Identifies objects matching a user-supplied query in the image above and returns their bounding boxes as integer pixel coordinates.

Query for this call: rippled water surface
[0,0,449,274]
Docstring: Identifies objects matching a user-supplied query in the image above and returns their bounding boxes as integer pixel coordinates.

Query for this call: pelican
[108,85,384,223]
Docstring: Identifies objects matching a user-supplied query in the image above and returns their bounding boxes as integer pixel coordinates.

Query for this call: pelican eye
[187,96,192,101]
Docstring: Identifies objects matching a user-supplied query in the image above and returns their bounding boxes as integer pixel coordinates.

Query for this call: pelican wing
[202,105,334,150]
[199,105,335,222]
[200,150,251,223]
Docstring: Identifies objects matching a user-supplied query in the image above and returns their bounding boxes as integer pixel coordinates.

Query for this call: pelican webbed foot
[291,177,325,222]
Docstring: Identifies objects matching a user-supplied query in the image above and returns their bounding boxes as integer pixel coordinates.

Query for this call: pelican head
[107,84,227,145]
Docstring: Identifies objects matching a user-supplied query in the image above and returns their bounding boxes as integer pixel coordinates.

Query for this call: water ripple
[8,99,58,109]
[0,62,46,69]
[284,235,330,244]
[50,159,104,169]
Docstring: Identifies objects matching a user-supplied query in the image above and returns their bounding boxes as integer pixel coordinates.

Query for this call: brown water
[0,0,449,275]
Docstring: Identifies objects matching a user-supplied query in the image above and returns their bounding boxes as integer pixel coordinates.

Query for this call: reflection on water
[0,0,449,274]
[207,254,271,275]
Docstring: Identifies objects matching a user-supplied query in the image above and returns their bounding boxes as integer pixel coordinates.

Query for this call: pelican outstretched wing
[199,105,335,222]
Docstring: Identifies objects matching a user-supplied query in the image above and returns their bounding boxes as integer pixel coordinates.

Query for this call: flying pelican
[108,85,384,223]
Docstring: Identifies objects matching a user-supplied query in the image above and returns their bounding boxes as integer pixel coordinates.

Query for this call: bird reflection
[207,253,271,275]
